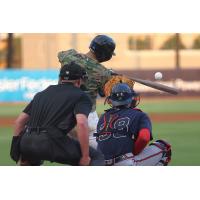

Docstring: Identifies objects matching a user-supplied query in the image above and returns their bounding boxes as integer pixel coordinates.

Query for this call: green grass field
[96,98,200,114]
[0,98,200,166]
[1,98,200,117]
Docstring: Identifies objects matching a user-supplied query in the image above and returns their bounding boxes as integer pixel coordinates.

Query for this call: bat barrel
[127,76,179,95]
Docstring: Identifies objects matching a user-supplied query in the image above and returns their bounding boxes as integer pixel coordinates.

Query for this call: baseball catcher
[58,35,135,149]
[95,83,172,166]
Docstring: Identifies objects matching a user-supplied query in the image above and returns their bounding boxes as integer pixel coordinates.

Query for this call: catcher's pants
[105,143,170,166]
[88,111,99,149]
[18,127,104,166]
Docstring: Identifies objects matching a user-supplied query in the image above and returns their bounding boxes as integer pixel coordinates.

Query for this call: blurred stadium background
[0,33,200,166]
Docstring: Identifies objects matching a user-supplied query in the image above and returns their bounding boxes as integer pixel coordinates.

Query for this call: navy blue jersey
[96,107,153,159]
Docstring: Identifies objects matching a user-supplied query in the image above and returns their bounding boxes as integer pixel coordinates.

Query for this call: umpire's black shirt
[23,83,92,134]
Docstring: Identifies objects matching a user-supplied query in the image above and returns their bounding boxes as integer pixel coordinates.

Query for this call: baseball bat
[126,76,179,95]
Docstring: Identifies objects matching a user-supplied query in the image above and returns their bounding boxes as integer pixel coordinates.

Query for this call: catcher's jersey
[96,107,153,159]
[58,49,112,111]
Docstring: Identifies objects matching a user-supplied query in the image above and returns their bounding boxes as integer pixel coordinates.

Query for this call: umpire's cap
[110,83,136,107]
[59,62,88,80]
[89,35,116,63]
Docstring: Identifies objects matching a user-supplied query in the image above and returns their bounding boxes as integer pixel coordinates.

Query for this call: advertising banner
[0,70,58,102]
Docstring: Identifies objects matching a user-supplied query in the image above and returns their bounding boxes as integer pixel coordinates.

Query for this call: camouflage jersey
[58,49,112,112]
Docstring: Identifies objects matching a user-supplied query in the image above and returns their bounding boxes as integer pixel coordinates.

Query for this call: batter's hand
[79,156,91,166]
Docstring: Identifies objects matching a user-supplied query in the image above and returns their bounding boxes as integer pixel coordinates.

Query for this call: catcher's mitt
[104,75,135,97]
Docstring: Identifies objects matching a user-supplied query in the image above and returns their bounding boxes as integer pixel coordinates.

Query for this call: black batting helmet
[89,35,116,63]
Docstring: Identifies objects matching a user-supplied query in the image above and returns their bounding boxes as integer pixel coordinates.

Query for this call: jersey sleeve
[57,49,76,66]
[138,113,153,140]
[96,66,112,96]
[74,93,92,117]
[23,100,33,115]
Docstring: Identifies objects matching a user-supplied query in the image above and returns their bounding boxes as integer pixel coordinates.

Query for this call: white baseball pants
[114,145,165,166]
[88,111,99,149]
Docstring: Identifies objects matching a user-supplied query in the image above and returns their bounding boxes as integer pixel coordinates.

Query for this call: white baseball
[154,72,163,80]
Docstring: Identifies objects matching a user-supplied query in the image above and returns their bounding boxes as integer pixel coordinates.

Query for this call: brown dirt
[0,117,15,127]
[1,113,200,127]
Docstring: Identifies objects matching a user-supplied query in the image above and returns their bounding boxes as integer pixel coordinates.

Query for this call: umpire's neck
[60,79,82,88]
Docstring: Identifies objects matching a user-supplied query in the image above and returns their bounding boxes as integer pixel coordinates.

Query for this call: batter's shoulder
[57,49,77,63]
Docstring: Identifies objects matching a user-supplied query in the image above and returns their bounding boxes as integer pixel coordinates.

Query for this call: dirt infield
[0,117,15,127]
[1,113,200,127]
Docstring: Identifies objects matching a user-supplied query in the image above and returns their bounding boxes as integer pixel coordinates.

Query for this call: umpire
[10,62,104,166]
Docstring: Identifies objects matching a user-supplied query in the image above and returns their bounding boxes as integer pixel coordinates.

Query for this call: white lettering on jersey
[114,117,130,132]
[113,117,130,138]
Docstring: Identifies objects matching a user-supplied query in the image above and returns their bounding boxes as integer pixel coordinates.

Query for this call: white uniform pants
[88,111,99,149]
[114,145,164,166]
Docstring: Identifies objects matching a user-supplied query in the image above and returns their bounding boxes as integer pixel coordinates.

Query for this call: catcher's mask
[59,62,88,81]
[108,83,140,108]
[89,35,116,63]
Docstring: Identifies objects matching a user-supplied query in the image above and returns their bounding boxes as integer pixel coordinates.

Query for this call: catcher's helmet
[89,35,116,63]
[59,62,88,81]
[109,83,137,107]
